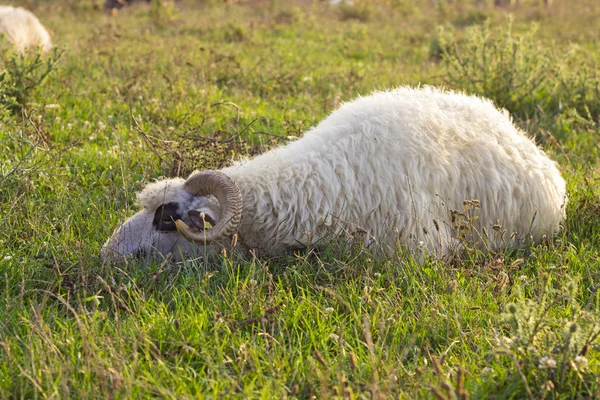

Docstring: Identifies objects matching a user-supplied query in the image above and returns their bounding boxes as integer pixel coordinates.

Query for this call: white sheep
[101,86,567,262]
[0,6,52,53]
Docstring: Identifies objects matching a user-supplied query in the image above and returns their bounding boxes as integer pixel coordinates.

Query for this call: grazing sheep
[0,6,52,53]
[104,0,149,11]
[104,0,178,12]
[101,86,567,262]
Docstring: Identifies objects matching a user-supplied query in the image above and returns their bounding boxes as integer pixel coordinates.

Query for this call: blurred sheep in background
[0,6,52,53]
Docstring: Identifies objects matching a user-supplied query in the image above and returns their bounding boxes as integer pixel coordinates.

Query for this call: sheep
[101,86,567,263]
[104,0,178,12]
[104,0,149,12]
[0,6,52,53]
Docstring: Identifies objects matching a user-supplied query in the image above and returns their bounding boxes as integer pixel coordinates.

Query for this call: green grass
[1,0,600,398]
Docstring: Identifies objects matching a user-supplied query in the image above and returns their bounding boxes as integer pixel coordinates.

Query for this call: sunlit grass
[1,0,599,398]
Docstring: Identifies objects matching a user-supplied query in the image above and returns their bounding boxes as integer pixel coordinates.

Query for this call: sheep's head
[101,171,243,262]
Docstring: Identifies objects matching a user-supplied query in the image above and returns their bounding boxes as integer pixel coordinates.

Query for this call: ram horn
[175,170,243,244]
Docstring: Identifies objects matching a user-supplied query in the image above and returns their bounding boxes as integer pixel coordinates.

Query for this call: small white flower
[519,275,527,282]
[574,355,588,369]
[538,356,557,369]
[3,255,12,261]
[374,272,381,278]
[482,367,493,375]
[98,122,106,130]
[325,307,334,313]
[498,336,513,347]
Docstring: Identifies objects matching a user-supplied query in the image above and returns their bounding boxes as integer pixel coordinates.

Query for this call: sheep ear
[188,210,216,231]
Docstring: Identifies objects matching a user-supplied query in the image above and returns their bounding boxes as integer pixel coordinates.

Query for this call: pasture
[1,0,599,398]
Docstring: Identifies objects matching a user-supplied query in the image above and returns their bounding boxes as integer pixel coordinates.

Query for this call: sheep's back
[227,87,566,255]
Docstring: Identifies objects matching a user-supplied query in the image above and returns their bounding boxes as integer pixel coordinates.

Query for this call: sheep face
[101,178,222,262]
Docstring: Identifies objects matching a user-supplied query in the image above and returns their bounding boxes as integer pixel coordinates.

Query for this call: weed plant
[0,48,63,115]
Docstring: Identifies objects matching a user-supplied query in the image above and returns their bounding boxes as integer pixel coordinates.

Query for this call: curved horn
[175,170,243,244]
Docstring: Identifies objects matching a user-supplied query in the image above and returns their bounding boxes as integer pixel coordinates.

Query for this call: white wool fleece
[102,86,567,262]
[223,86,566,257]
[0,6,52,53]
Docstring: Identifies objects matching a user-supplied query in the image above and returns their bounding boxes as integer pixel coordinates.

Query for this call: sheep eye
[153,202,181,232]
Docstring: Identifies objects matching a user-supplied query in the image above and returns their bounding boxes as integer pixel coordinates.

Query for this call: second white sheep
[0,6,52,53]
